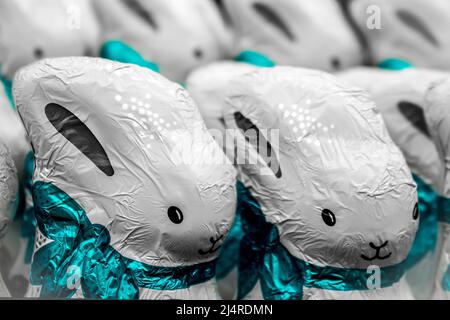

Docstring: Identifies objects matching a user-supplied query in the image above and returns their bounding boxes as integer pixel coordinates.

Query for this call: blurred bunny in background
[221,0,363,71]
[0,0,101,297]
[343,0,450,69]
[93,0,233,83]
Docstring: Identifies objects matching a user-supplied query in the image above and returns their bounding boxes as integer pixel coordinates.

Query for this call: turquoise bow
[235,51,276,68]
[405,175,439,268]
[100,40,160,73]
[31,181,217,299]
[438,197,450,292]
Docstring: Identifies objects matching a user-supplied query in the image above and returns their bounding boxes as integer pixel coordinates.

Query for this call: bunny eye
[45,103,114,177]
[234,112,282,179]
[122,0,158,30]
[34,48,44,59]
[398,101,431,138]
[193,48,204,60]
[252,2,295,41]
[321,209,336,227]
[331,57,341,70]
[167,206,183,224]
[412,203,419,220]
[396,9,438,47]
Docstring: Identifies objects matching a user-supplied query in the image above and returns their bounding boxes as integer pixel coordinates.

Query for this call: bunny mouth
[361,241,392,261]
[198,235,224,255]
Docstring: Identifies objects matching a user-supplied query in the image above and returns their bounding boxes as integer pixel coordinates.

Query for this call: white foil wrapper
[14,57,237,300]
[187,61,258,154]
[348,0,450,69]
[0,83,29,178]
[222,0,362,71]
[338,67,448,299]
[0,142,19,298]
[0,0,101,80]
[425,78,450,300]
[93,0,233,83]
[223,66,418,299]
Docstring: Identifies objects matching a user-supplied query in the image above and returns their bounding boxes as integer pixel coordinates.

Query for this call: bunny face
[93,0,232,83]
[222,0,362,71]
[0,0,100,80]
[338,67,447,192]
[14,57,237,267]
[224,67,418,269]
[349,0,450,69]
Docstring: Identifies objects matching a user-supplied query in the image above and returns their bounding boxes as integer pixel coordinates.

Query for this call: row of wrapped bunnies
[0,0,449,300]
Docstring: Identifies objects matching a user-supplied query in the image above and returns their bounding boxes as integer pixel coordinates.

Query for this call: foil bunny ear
[44,103,114,177]
[223,0,362,71]
[425,77,450,197]
[348,0,450,69]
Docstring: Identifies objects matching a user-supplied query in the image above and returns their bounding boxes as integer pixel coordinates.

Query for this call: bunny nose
[369,241,389,250]
[361,241,392,261]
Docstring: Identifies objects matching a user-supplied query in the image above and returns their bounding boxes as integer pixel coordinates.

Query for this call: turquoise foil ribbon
[378,58,414,71]
[439,196,450,291]
[21,152,37,264]
[405,175,439,268]
[439,196,450,224]
[31,181,217,299]
[1,75,14,108]
[100,40,160,73]
[235,51,275,68]
[443,266,450,291]
[220,182,410,300]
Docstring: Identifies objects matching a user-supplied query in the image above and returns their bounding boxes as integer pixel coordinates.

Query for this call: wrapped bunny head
[338,67,447,192]
[13,57,237,268]
[93,0,233,83]
[425,77,450,198]
[348,0,450,69]
[0,0,101,80]
[0,143,18,239]
[222,0,362,71]
[187,61,258,148]
[224,67,418,269]
[0,83,29,178]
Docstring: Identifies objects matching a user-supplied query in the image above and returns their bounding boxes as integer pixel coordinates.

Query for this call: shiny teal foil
[220,182,410,300]
[1,75,14,107]
[378,58,414,71]
[443,266,450,291]
[100,40,160,73]
[31,181,217,299]
[439,196,450,224]
[439,196,450,291]
[21,152,37,263]
[235,51,276,68]
[405,175,439,268]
